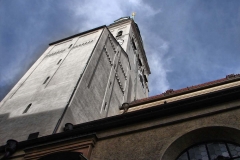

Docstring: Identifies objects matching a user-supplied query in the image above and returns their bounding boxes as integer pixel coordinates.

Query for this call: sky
[0,0,240,101]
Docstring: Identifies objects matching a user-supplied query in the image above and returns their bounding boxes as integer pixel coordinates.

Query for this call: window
[139,74,144,88]
[177,142,240,160]
[43,76,50,84]
[57,59,62,65]
[116,31,123,37]
[23,103,32,114]
[143,75,148,82]
[138,58,142,66]
[132,38,137,50]
[68,44,72,48]
[104,102,107,110]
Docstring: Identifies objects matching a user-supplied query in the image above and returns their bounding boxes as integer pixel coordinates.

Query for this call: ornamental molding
[108,36,116,52]
[115,73,124,93]
[73,40,93,49]
[163,89,174,96]
[118,60,127,79]
[104,46,113,66]
[46,49,65,57]
[226,74,240,80]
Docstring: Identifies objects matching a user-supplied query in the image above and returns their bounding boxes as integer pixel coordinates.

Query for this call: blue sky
[0,0,240,101]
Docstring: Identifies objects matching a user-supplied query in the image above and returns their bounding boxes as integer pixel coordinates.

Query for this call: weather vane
[132,12,136,19]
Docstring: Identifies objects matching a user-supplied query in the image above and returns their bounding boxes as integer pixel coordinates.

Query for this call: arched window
[116,31,123,37]
[177,142,240,160]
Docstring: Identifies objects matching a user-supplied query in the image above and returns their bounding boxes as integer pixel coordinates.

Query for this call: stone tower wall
[0,28,103,144]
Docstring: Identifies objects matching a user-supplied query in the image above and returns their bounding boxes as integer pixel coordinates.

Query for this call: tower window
[68,44,73,48]
[177,142,240,160]
[23,103,32,114]
[143,75,148,82]
[104,102,107,110]
[138,58,142,66]
[57,59,62,65]
[116,31,123,37]
[132,38,137,50]
[43,76,50,84]
[139,75,144,88]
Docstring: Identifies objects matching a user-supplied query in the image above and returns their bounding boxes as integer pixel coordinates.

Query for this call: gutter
[1,85,240,153]
[129,76,240,107]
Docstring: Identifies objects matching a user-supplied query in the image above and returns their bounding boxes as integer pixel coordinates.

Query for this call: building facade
[1,17,240,160]
[0,17,150,145]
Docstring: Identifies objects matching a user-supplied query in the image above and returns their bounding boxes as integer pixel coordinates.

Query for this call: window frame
[177,141,240,160]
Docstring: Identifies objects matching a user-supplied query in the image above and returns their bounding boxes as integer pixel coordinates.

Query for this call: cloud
[2,0,239,102]
[69,0,161,30]
[127,0,161,17]
[0,0,166,100]
[67,0,167,95]
[143,32,171,96]
[69,0,168,96]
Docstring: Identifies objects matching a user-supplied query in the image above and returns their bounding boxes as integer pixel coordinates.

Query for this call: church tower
[0,17,150,144]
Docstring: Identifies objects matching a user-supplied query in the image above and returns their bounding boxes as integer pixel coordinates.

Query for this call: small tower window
[116,31,123,37]
[139,75,144,88]
[23,103,32,114]
[104,102,107,110]
[143,75,148,82]
[68,44,73,48]
[132,38,137,50]
[138,58,142,66]
[43,76,50,84]
[57,59,62,65]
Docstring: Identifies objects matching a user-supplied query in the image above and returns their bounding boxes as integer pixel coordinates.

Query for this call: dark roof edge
[1,85,240,152]
[49,25,106,46]
[113,17,130,23]
[72,84,240,130]
[129,76,240,107]
[0,132,97,153]
[109,17,131,27]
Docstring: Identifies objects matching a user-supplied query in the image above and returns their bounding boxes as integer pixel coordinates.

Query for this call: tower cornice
[49,25,106,46]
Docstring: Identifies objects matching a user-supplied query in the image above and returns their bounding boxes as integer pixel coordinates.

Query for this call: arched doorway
[161,126,240,160]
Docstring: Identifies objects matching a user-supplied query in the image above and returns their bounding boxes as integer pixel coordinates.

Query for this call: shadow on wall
[0,108,65,146]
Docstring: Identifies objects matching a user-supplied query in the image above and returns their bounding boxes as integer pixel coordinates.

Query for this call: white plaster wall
[0,29,103,144]
[0,19,150,144]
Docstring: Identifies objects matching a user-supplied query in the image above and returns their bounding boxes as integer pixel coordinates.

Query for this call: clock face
[117,39,124,45]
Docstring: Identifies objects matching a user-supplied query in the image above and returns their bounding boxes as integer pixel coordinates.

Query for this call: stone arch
[161,126,240,160]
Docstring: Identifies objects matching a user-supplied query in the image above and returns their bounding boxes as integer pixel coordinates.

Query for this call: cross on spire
[132,12,136,19]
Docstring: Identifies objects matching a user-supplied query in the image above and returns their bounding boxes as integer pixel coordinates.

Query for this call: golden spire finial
[132,12,136,19]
